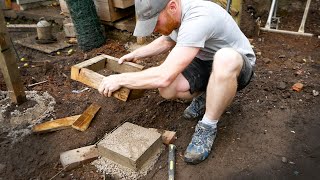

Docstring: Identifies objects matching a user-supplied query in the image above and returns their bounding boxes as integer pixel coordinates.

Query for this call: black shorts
[182,56,254,94]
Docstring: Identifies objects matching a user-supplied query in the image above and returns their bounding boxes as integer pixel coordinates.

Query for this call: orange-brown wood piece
[32,115,81,133]
[72,103,101,131]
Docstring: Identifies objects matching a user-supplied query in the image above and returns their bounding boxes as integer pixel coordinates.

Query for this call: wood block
[60,145,99,171]
[72,103,101,131]
[149,128,177,145]
[97,122,162,171]
[112,0,134,9]
[32,115,80,133]
[94,0,134,22]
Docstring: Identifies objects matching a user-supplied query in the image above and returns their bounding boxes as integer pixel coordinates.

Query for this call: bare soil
[0,0,320,179]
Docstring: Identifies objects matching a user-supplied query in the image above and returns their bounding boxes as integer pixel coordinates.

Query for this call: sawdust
[0,91,56,143]
[92,145,164,180]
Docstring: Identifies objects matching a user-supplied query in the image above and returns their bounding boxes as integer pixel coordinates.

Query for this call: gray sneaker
[183,93,206,119]
[184,121,217,164]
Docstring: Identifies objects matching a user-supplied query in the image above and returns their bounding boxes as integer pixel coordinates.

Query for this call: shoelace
[192,126,211,145]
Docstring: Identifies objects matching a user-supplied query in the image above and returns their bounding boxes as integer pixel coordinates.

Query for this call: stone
[277,82,287,90]
[97,122,162,171]
[281,157,287,163]
[0,164,6,173]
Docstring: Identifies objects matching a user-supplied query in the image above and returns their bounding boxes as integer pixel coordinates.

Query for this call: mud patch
[0,91,56,143]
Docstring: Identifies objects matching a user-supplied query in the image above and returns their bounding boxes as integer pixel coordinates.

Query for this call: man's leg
[158,73,195,100]
[184,48,247,164]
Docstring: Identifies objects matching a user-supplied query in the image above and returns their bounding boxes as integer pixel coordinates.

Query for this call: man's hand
[98,75,122,97]
[118,53,137,64]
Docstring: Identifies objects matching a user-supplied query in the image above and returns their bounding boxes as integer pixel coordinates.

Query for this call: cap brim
[133,14,159,37]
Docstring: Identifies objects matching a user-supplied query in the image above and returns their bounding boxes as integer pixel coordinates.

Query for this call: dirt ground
[0,0,320,179]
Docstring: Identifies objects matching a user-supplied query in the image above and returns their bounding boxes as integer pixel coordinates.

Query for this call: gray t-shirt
[167,0,256,66]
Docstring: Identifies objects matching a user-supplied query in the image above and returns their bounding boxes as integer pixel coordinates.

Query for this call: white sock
[200,115,218,129]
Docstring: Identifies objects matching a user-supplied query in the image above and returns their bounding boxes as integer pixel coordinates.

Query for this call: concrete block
[97,122,162,171]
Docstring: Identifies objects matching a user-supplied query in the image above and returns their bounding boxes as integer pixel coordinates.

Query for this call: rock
[37,150,45,155]
[279,54,286,58]
[281,157,288,163]
[0,164,6,173]
[313,90,319,96]
[294,171,299,176]
[277,82,287,90]
[256,52,262,56]
[262,58,271,64]
[282,92,291,99]
[268,71,273,74]
[59,173,66,178]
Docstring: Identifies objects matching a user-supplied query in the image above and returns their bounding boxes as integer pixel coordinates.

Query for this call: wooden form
[72,103,101,131]
[32,115,80,133]
[71,54,145,101]
[0,9,27,105]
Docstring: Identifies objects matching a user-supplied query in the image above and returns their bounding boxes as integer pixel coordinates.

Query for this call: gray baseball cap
[134,0,170,37]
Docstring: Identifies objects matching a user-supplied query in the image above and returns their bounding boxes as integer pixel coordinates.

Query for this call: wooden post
[0,8,27,104]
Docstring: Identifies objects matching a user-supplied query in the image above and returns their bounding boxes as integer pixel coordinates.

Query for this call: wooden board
[14,34,72,54]
[75,68,133,101]
[60,145,99,171]
[102,54,144,73]
[32,115,81,133]
[0,9,27,105]
[94,0,134,22]
[112,0,134,9]
[72,103,101,132]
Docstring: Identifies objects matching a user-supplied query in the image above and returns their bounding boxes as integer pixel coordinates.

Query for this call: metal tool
[168,144,176,180]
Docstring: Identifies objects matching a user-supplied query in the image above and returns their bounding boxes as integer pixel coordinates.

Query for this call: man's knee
[213,48,243,77]
[158,87,177,99]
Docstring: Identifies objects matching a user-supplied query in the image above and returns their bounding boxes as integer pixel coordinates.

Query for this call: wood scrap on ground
[149,128,177,145]
[72,103,101,132]
[60,145,99,171]
[32,115,80,133]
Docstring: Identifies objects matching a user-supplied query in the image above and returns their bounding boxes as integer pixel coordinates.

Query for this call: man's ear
[168,0,178,13]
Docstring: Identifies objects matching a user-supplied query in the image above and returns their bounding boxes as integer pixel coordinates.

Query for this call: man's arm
[99,46,200,97]
[118,35,176,63]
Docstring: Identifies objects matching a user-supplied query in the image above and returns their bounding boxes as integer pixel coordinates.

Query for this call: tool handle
[168,144,176,180]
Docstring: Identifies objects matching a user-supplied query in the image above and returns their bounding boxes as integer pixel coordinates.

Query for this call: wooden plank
[0,9,26,105]
[72,103,101,132]
[16,0,46,5]
[6,24,37,32]
[60,145,99,171]
[112,0,134,9]
[94,0,134,22]
[32,115,81,133]
[14,34,72,54]
[102,54,144,73]
[75,68,131,101]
